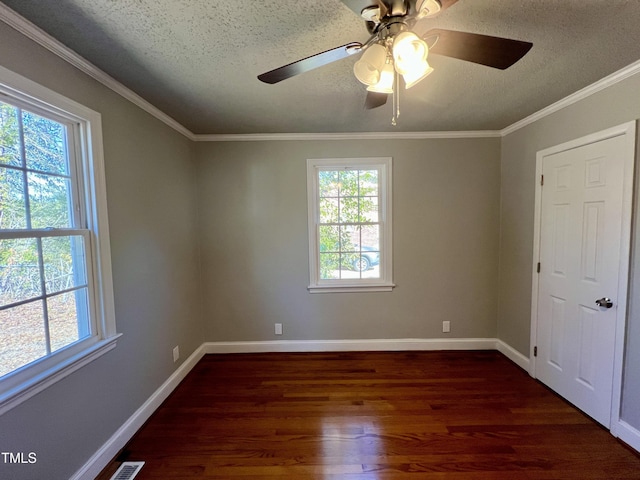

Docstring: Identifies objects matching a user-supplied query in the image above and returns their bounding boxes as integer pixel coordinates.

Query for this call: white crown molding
[193,130,501,142]
[501,58,640,136]
[0,3,196,141]
[4,2,639,142]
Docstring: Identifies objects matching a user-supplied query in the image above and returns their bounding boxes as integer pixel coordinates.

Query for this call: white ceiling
[2,0,640,135]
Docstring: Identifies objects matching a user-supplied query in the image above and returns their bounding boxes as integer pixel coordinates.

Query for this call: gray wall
[1,6,640,479]
[195,138,501,342]
[497,75,640,430]
[0,22,203,480]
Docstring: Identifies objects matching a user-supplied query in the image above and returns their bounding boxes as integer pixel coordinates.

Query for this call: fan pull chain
[391,70,400,126]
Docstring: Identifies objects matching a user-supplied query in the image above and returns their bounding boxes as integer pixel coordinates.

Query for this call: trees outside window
[0,66,116,414]
[307,158,394,293]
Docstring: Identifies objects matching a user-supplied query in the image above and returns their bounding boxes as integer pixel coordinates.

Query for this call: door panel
[536,134,626,427]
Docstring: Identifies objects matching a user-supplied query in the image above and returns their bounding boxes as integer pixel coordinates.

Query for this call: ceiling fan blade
[365,91,388,109]
[258,42,362,84]
[425,29,532,70]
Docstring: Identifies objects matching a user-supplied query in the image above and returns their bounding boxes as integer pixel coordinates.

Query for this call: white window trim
[0,65,119,415]
[307,157,394,293]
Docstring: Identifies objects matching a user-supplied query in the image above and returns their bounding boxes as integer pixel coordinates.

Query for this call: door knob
[595,297,613,308]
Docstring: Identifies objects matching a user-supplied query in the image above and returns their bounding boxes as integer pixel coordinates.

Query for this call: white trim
[307,157,394,292]
[610,121,636,432]
[0,3,195,141]
[203,338,500,353]
[2,2,640,142]
[529,151,544,378]
[307,283,396,293]
[194,131,501,142]
[0,64,120,413]
[495,340,530,372]
[69,344,206,480]
[613,420,640,453]
[70,337,600,479]
[501,59,640,136]
[0,335,120,416]
[529,121,636,433]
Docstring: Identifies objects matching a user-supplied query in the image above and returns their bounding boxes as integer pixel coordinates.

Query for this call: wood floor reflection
[102,351,640,479]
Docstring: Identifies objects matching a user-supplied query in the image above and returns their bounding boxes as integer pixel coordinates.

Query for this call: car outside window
[307,157,394,293]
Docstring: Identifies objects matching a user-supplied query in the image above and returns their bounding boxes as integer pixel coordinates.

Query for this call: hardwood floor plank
[99,351,640,479]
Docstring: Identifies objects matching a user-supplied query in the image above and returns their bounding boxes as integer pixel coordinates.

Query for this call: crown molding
[193,130,501,142]
[0,3,196,141]
[3,2,639,142]
[501,58,640,136]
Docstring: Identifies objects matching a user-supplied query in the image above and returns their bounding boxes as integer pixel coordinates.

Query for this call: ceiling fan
[257,0,532,121]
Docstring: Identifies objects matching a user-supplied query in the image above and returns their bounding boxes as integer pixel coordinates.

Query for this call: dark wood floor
[99,351,640,479]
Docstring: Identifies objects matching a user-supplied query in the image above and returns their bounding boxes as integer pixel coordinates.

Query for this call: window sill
[0,333,122,416]
[308,283,395,294]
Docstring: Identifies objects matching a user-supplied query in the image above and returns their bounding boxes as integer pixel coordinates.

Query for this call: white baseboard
[70,337,536,479]
[613,419,640,453]
[203,337,500,353]
[495,340,530,372]
[69,344,206,480]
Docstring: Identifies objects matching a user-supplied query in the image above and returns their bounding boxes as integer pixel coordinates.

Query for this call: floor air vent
[109,461,145,480]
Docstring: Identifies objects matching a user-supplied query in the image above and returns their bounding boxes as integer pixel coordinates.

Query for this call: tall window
[0,66,116,414]
[307,157,393,293]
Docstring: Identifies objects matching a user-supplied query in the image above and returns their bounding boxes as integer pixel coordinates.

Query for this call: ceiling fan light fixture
[366,62,395,94]
[416,0,442,18]
[353,43,387,85]
[402,60,434,89]
[392,31,428,75]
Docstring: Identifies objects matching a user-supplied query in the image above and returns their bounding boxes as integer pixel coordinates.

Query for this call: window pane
[23,110,68,175]
[319,197,338,223]
[359,169,378,196]
[319,225,339,252]
[340,225,359,252]
[339,195,359,224]
[48,289,90,353]
[28,172,72,228]
[0,238,41,307]
[0,102,20,167]
[319,253,340,279]
[0,300,47,378]
[42,235,87,295]
[360,196,379,223]
[0,166,27,229]
[361,224,380,251]
[339,170,358,196]
[319,170,338,197]
[361,225,380,279]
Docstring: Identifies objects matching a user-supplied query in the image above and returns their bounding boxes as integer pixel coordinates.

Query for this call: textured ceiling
[2,0,640,135]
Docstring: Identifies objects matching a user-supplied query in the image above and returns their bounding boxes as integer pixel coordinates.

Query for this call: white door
[535,130,632,427]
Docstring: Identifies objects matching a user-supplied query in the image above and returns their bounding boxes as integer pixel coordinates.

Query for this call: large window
[0,66,117,414]
[307,157,393,293]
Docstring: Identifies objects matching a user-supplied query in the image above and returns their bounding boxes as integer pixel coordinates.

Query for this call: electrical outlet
[172,345,180,362]
[275,323,283,335]
[442,321,451,333]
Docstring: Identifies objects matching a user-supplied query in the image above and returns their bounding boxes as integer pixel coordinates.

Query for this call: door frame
[529,121,636,434]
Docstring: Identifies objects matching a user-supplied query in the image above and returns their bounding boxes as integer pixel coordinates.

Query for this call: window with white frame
[307,157,394,293]
[0,66,117,414]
